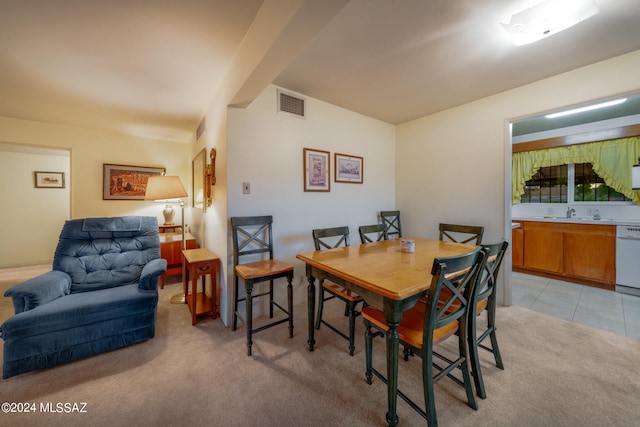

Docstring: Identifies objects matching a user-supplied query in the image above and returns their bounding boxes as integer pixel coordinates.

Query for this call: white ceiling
[2,0,640,142]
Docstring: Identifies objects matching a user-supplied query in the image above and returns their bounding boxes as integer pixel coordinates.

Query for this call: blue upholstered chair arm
[138,258,167,291]
[4,271,71,314]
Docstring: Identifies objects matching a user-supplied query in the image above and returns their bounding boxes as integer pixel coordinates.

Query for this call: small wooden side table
[182,248,220,325]
[159,224,183,233]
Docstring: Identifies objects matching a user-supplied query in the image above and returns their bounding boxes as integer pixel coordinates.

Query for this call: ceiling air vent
[278,90,306,118]
[196,118,206,141]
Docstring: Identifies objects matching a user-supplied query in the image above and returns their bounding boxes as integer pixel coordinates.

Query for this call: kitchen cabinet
[512,222,524,268]
[563,226,615,284]
[512,221,616,290]
[523,222,564,274]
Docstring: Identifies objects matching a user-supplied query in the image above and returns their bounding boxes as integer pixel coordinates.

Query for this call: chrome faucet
[593,209,601,220]
[566,207,575,218]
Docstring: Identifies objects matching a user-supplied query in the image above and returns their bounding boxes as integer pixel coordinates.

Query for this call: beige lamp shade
[144,175,188,201]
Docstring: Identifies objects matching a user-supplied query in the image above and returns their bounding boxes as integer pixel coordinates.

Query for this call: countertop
[512,216,640,226]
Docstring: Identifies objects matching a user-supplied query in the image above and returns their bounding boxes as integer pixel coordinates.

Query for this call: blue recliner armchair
[0,216,167,378]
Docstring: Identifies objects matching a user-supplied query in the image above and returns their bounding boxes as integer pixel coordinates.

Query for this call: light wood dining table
[296,237,476,427]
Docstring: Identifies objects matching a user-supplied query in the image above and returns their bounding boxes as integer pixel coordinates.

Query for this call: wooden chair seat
[235,260,294,280]
[362,304,459,349]
[322,281,363,303]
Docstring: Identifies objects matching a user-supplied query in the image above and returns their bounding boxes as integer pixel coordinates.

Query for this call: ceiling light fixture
[502,0,599,46]
[545,98,628,119]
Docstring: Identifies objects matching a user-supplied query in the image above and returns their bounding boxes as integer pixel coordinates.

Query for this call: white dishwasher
[616,225,640,296]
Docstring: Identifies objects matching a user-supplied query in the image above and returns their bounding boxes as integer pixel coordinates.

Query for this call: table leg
[306,275,316,351]
[287,272,294,338]
[191,272,198,326]
[385,319,400,427]
[246,281,253,356]
[211,267,217,319]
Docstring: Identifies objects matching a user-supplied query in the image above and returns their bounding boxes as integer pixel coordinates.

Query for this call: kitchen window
[574,163,630,202]
[521,165,567,203]
[512,137,640,205]
[520,163,630,203]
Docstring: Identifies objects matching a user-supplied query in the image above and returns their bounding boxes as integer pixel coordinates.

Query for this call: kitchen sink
[526,216,613,222]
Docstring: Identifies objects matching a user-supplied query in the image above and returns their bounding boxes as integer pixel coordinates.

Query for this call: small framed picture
[34,171,65,188]
[335,153,363,184]
[303,148,330,192]
[103,164,165,200]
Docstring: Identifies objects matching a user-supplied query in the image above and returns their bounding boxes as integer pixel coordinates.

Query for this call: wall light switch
[242,182,250,194]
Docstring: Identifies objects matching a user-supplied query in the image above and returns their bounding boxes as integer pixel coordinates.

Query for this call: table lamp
[145,175,189,303]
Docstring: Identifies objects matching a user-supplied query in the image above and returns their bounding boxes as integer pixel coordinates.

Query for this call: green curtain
[512,136,640,205]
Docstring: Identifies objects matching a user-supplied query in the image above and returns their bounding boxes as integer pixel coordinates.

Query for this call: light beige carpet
[1,274,639,427]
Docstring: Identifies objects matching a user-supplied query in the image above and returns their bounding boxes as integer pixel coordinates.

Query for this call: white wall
[227,85,396,321]
[396,49,640,305]
[0,144,70,267]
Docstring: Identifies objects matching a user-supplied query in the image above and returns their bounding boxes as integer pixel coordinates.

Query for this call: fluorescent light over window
[502,0,599,46]
[545,98,628,119]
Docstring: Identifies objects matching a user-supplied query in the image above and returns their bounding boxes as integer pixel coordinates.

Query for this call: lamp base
[170,293,185,304]
[162,204,175,225]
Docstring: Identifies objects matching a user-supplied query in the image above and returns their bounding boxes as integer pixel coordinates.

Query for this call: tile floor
[511,271,640,339]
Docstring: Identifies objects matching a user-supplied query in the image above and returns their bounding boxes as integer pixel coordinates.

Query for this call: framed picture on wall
[34,171,65,188]
[103,164,165,200]
[334,153,363,184]
[303,148,330,192]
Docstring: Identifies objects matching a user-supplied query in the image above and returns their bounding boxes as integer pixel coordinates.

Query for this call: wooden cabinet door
[160,240,180,264]
[512,226,524,268]
[563,226,615,284]
[523,224,563,273]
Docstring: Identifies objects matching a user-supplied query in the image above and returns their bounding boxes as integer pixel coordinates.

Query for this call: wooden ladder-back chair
[468,240,509,399]
[312,226,364,356]
[231,215,294,356]
[438,223,484,245]
[380,210,402,239]
[358,223,388,243]
[363,247,488,426]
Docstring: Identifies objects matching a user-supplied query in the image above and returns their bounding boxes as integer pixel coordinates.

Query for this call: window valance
[512,136,640,205]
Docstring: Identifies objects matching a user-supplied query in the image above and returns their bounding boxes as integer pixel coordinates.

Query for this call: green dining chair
[363,246,488,426]
[438,223,484,245]
[359,223,388,243]
[312,226,364,356]
[380,210,402,239]
[231,215,294,356]
[467,240,509,399]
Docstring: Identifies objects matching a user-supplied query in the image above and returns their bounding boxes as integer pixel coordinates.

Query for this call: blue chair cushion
[53,216,161,293]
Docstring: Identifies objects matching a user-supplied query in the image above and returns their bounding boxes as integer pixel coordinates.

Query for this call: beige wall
[396,49,640,305]
[0,144,70,267]
[0,117,190,267]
